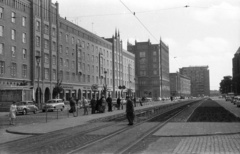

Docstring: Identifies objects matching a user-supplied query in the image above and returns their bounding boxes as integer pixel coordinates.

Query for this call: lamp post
[35,55,41,109]
[104,70,107,97]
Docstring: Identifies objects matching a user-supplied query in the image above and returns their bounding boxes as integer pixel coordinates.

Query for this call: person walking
[126,96,134,125]
[9,101,17,125]
[69,97,77,117]
[101,97,107,113]
[90,97,96,114]
[106,95,113,112]
[82,97,88,115]
[117,97,121,110]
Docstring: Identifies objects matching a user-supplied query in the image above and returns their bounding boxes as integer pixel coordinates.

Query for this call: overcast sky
[53,0,240,90]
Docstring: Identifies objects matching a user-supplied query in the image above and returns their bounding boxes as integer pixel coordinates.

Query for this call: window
[72,73,75,81]
[140,70,146,76]
[83,74,85,82]
[92,65,94,73]
[139,52,146,57]
[66,59,69,68]
[87,64,90,72]
[44,24,49,34]
[139,58,146,64]
[72,37,74,44]
[11,29,16,40]
[11,12,16,23]
[22,49,27,59]
[44,68,49,79]
[78,49,81,58]
[22,17,26,27]
[59,45,62,53]
[0,7,3,19]
[153,64,157,68]
[52,55,56,65]
[92,55,94,62]
[96,76,98,84]
[12,46,16,57]
[0,25,3,36]
[0,43,3,54]
[44,54,49,64]
[44,39,49,49]
[72,61,75,69]
[66,34,69,43]
[60,58,63,66]
[82,41,85,48]
[153,51,157,56]
[52,69,56,80]
[36,21,40,31]
[10,63,17,77]
[59,32,62,40]
[88,75,90,82]
[22,33,26,43]
[22,65,27,78]
[0,61,5,74]
[52,42,56,51]
[52,27,56,37]
[66,47,69,55]
[36,36,40,47]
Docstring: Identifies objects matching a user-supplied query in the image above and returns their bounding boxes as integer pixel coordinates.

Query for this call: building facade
[232,47,240,95]
[170,72,191,97]
[127,39,170,99]
[0,0,135,108]
[179,66,210,97]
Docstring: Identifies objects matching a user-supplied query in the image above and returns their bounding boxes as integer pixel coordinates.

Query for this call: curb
[155,131,240,137]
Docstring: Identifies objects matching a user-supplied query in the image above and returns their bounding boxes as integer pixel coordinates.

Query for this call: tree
[219,76,232,94]
[52,79,63,99]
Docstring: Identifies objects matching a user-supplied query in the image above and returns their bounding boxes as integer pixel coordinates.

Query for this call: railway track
[0,99,203,154]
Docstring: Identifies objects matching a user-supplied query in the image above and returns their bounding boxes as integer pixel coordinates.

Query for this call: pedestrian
[126,96,134,125]
[139,98,143,106]
[170,96,173,101]
[106,95,113,112]
[96,97,100,113]
[82,97,88,115]
[101,97,107,113]
[117,97,121,110]
[69,97,77,117]
[9,101,17,125]
[90,97,96,114]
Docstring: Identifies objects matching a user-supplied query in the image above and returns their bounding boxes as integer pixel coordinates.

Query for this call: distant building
[232,47,240,95]
[179,66,210,97]
[170,72,191,97]
[127,39,170,99]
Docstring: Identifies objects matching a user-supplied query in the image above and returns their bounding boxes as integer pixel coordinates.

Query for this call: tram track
[0,99,203,154]
[68,100,202,154]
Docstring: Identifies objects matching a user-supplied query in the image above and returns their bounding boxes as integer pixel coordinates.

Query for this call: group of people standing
[69,95,135,125]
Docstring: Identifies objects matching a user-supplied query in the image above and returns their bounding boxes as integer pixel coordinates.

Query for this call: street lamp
[35,55,41,109]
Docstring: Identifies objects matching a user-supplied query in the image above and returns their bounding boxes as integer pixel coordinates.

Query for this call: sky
[53,0,240,90]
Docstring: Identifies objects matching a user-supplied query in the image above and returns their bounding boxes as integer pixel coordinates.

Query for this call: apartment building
[0,0,135,108]
[179,66,210,97]
[127,39,170,99]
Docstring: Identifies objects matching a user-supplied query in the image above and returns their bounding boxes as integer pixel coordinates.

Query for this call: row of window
[139,51,158,58]
[0,8,27,27]
[0,43,27,58]
[0,27,27,43]
[0,61,27,77]
[139,70,158,76]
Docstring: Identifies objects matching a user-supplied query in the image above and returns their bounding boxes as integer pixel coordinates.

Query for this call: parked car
[144,97,152,102]
[235,96,240,107]
[42,99,65,112]
[231,96,238,105]
[16,101,38,115]
[153,97,162,101]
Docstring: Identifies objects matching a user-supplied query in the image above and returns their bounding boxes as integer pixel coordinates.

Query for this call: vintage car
[42,99,65,112]
[235,96,240,107]
[16,101,39,115]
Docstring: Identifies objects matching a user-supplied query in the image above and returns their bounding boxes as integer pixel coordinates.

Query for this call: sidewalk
[3,101,172,139]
